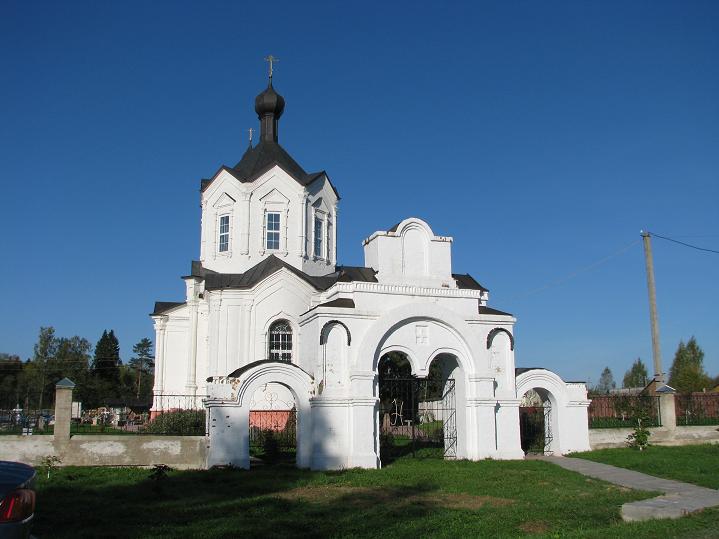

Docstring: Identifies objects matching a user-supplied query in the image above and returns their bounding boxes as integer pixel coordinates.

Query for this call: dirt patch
[275,485,513,511]
[519,520,551,534]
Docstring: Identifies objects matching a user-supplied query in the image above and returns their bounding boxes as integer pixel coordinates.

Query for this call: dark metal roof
[317,298,355,309]
[387,221,402,233]
[201,142,339,199]
[203,255,336,292]
[333,265,378,283]
[478,305,513,316]
[152,301,185,315]
[222,359,313,381]
[453,274,488,292]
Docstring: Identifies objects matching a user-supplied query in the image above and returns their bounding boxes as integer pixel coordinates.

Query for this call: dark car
[0,461,36,539]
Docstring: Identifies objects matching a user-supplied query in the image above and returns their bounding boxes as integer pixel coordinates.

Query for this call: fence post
[54,377,75,441]
[659,393,676,429]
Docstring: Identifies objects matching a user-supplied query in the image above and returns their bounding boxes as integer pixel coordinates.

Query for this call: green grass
[571,443,719,489]
[32,458,719,538]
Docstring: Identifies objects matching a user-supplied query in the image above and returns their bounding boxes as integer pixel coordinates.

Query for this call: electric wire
[649,232,719,254]
[504,239,642,301]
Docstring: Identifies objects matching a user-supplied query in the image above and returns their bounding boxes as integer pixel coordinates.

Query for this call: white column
[298,193,308,258]
[240,300,253,364]
[240,192,251,255]
[152,316,168,410]
[208,294,222,377]
[332,206,338,266]
[185,279,200,396]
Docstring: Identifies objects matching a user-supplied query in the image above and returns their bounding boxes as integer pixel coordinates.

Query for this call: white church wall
[250,270,316,366]
[363,218,455,288]
[302,178,338,275]
[162,317,190,395]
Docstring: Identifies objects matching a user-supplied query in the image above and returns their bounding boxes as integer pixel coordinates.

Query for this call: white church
[150,71,591,470]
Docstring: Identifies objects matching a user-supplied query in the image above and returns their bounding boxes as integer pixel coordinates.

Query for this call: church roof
[201,143,338,198]
[201,255,337,291]
[151,301,185,315]
[453,273,488,292]
[200,80,339,198]
[477,305,513,316]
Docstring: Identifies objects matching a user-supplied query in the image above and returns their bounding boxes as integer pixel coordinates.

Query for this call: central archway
[377,351,461,465]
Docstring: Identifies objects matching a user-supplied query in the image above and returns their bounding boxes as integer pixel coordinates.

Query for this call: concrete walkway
[539,455,719,522]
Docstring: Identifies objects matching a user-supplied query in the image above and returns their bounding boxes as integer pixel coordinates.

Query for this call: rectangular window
[314,216,324,258]
[218,215,230,252]
[266,212,280,250]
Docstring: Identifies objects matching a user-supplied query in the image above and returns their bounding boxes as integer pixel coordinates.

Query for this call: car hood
[0,461,36,498]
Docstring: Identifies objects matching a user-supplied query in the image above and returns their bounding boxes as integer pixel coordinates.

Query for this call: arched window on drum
[268,320,292,362]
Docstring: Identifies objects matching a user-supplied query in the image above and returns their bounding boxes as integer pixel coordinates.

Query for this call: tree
[0,354,23,408]
[32,327,58,411]
[622,358,648,388]
[93,330,121,399]
[129,338,154,399]
[596,367,616,394]
[668,337,712,393]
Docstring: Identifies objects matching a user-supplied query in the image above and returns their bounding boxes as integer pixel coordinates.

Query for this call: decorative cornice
[329,281,485,300]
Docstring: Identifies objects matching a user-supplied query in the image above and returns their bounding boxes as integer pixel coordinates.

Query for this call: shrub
[626,417,651,451]
[144,410,206,435]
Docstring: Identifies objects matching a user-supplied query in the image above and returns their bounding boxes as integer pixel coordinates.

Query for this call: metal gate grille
[249,409,297,463]
[379,377,457,462]
[519,403,552,455]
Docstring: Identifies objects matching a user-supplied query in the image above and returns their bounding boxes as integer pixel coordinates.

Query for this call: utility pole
[641,231,664,384]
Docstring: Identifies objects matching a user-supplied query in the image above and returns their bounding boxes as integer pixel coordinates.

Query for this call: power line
[649,232,719,254]
[505,239,642,301]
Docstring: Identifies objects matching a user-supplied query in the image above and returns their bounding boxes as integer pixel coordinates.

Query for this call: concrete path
[539,455,719,522]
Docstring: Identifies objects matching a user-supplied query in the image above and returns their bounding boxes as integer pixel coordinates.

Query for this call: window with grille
[269,320,292,362]
[218,215,230,252]
[266,212,280,250]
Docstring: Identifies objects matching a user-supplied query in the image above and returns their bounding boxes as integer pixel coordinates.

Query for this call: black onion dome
[254,83,285,119]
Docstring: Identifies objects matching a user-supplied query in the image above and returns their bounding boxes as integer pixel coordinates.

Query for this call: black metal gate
[249,409,297,463]
[519,403,553,455]
[379,377,457,463]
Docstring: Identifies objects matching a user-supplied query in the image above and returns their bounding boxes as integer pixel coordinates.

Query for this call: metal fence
[70,394,207,436]
[675,393,719,426]
[0,408,54,435]
[588,395,661,428]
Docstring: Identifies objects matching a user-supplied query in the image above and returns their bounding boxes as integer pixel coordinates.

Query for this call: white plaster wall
[200,166,337,276]
[163,317,190,395]
[363,218,454,288]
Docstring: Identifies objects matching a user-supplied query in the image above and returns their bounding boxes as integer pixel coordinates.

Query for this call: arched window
[268,320,292,362]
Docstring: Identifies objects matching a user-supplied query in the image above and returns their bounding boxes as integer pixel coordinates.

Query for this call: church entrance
[519,389,554,455]
[248,383,297,465]
[378,353,457,464]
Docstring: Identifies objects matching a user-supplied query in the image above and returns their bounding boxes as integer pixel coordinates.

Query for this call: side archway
[515,369,591,455]
[207,361,314,469]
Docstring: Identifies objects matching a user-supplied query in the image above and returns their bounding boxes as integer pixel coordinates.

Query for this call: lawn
[32,458,719,538]
[571,443,719,489]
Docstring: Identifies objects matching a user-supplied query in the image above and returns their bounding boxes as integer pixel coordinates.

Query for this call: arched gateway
[152,78,591,470]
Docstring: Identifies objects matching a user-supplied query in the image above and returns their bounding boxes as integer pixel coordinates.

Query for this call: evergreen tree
[596,367,616,394]
[622,358,649,388]
[93,329,121,391]
[129,338,154,399]
[668,337,711,392]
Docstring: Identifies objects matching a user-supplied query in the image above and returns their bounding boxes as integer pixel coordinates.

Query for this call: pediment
[213,192,236,208]
[312,196,330,213]
[259,187,290,204]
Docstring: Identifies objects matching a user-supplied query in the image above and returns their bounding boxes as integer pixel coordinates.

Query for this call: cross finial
[264,55,279,80]
[248,127,254,146]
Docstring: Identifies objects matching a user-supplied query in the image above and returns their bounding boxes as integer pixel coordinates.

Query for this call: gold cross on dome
[264,55,279,79]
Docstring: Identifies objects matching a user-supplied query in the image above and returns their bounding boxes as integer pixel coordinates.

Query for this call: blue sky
[1,1,717,385]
